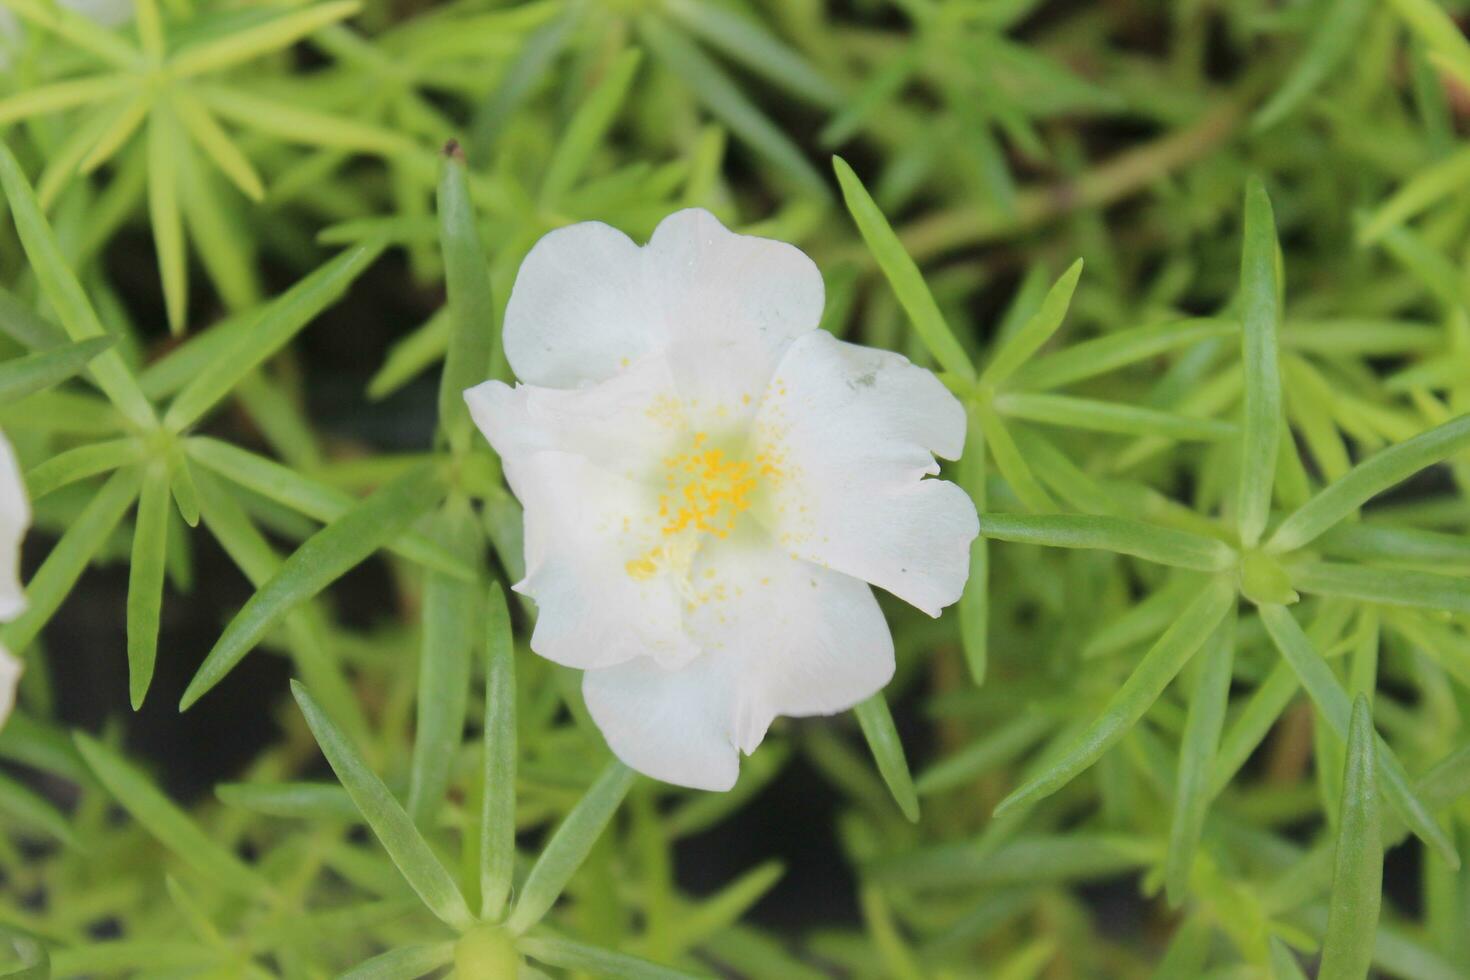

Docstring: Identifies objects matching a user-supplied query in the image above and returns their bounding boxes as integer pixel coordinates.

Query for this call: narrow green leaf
[663,0,840,106]
[973,403,1053,512]
[1236,177,1283,548]
[1151,916,1212,980]
[958,407,987,684]
[1211,661,1298,795]
[1318,696,1383,980]
[147,106,189,334]
[1164,609,1235,906]
[1268,414,1470,553]
[468,1,581,160]
[1290,561,1470,616]
[0,142,155,429]
[519,935,707,980]
[540,48,643,206]
[0,0,140,67]
[0,337,113,406]
[1360,148,1470,246]
[437,146,497,452]
[292,681,475,930]
[73,732,268,896]
[480,581,517,921]
[214,781,357,821]
[0,770,79,846]
[173,89,265,202]
[0,74,132,125]
[406,507,480,828]
[2,468,141,652]
[1385,0,1470,91]
[1259,604,1459,867]
[339,943,455,980]
[833,156,974,380]
[1012,318,1235,392]
[979,514,1237,571]
[184,437,472,579]
[854,692,920,822]
[994,578,1235,816]
[507,760,637,934]
[916,713,1052,797]
[78,93,148,175]
[1253,0,1373,130]
[181,466,444,709]
[165,241,385,431]
[126,463,170,709]
[995,392,1235,441]
[199,85,416,157]
[640,17,827,197]
[169,0,363,78]
[980,260,1083,387]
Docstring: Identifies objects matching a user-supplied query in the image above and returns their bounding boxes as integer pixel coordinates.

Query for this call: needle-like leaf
[1236,177,1282,548]
[1318,696,1383,980]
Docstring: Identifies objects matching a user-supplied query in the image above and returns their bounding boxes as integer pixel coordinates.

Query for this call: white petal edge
[0,428,30,623]
[583,542,893,792]
[514,450,697,671]
[753,330,977,616]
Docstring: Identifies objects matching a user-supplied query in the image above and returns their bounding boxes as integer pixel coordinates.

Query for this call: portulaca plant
[1,2,1470,979]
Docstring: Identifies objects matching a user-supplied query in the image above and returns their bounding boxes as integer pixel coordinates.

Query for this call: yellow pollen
[624,548,663,581]
[657,434,771,540]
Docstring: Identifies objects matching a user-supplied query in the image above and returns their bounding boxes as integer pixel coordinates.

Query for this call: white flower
[465,209,977,790]
[0,428,30,730]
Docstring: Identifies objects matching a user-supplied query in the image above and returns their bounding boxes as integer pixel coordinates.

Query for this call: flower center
[623,431,783,583]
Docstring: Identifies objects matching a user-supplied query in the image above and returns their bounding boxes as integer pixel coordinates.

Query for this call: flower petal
[0,429,30,623]
[500,210,824,421]
[502,221,655,389]
[685,539,893,741]
[583,541,893,791]
[644,209,824,427]
[464,353,684,489]
[583,652,741,791]
[754,330,976,616]
[514,451,696,670]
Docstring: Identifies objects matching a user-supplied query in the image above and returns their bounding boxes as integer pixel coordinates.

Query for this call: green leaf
[662,0,841,106]
[168,0,362,78]
[180,465,445,709]
[958,407,987,684]
[1258,604,1459,867]
[126,462,170,709]
[2,468,141,652]
[0,769,79,846]
[184,436,473,579]
[1267,414,1470,553]
[1318,696,1383,980]
[291,681,476,931]
[832,156,974,381]
[437,146,498,453]
[0,142,155,429]
[1236,177,1283,548]
[0,0,140,67]
[173,89,265,202]
[1252,0,1373,130]
[1359,145,1470,245]
[0,74,132,125]
[507,760,637,934]
[979,514,1237,571]
[980,260,1083,387]
[640,17,827,198]
[540,48,643,206]
[916,713,1052,797]
[1164,609,1235,906]
[0,925,49,980]
[994,577,1235,816]
[339,943,456,980]
[973,402,1054,512]
[480,582,517,921]
[0,337,114,406]
[214,781,357,821]
[1384,0,1470,91]
[1290,561,1470,616]
[468,1,582,159]
[854,692,920,822]
[1012,318,1235,392]
[994,392,1235,442]
[73,732,269,896]
[406,507,480,828]
[164,241,386,431]
[519,934,707,980]
[147,105,189,334]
